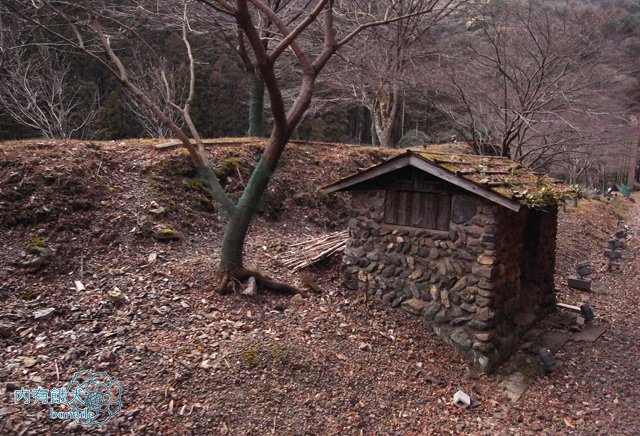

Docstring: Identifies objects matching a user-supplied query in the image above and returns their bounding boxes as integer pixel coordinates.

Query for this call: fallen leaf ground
[0,140,638,435]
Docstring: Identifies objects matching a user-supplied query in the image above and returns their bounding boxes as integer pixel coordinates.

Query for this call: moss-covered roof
[416,152,579,207]
[322,150,579,209]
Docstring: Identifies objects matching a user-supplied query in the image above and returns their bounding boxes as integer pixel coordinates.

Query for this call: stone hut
[322,151,577,373]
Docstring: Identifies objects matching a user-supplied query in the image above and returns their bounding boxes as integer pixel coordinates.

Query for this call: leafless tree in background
[123,53,185,139]
[0,44,99,139]
[419,0,633,168]
[334,0,461,148]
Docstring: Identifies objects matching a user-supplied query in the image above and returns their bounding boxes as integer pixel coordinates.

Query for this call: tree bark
[372,87,403,148]
[246,70,266,137]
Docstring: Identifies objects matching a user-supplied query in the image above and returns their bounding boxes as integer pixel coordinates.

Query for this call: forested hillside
[2,1,638,170]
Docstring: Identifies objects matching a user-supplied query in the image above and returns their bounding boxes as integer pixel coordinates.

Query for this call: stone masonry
[343,190,558,373]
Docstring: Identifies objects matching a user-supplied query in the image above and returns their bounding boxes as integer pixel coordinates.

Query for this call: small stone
[475,296,492,307]
[366,251,380,261]
[434,309,451,324]
[449,229,459,241]
[153,228,181,241]
[604,249,622,260]
[460,303,476,313]
[477,288,493,297]
[440,290,451,308]
[0,321,15,338]
[23,357,37,368]
[359,342,372,351]
[477,280,494,290]
[33,307,55,320]
[472,264,494,279]
[451,277,467,293]
[382,292,395,304]
[409,269,423,281]
[107,288,125,301]
[5,381,20,391]
[451,316,472,326]
[242,276,258,296]
[450,328,472,348]
[473,341,495,353]
[567,276,591,291]
[401,298,425,315]
[98,350,114,362]
[430,285,439,300]
[474,332,495,342]
[468,319,494,331]
[423,302,441,320]
[477,255,495,265]
[291,294,304,304]
[477,307,495,322]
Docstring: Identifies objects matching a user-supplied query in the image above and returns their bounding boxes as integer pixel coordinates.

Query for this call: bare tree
[4,0,456,293]
[334,0,461,147]
[419,0,632,167]
[0,44,99,139]
[123,52,185,139]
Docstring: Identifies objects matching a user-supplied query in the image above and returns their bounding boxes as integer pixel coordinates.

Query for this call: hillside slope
[0,139,638,435]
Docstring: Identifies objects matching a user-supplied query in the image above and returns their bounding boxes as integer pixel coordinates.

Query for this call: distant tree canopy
[0,0,638,155]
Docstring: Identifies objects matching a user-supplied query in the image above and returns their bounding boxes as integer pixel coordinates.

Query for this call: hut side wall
[344,191,557,373]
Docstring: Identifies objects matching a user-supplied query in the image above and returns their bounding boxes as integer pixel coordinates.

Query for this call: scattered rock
[148,201,166,215]
[107,288,126,301]
[401,298,425,315]
[242,276,258,297]
[33,307,55,320]
[291,294,305,304]
[22,357,37,368]
[153,228,181,241]
[0,321,15,338]
[452,390,471,408]
[501,372,528,403]
[359,342,372,351]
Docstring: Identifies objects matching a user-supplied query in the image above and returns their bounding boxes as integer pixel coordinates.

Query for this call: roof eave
[408,155,522,212]
[320,153,412,194]
[321,151,522,212]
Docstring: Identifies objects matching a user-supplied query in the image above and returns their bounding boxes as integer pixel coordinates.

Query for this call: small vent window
[384,190,451,230]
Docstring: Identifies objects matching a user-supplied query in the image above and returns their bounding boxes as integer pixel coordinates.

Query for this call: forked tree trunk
[219,156,272,269]
[372,87,403,148]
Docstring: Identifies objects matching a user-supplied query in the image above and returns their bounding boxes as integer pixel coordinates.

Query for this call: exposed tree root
[216,266,306,297]
[216,270,232,295]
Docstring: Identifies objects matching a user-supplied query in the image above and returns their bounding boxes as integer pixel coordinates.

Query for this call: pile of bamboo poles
[279,230,348,271]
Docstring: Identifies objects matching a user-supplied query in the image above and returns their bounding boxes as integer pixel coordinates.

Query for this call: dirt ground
[0,139,638,435]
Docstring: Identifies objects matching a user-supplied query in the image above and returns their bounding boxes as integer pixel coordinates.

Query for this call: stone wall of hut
[343,190,558,372]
